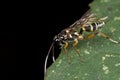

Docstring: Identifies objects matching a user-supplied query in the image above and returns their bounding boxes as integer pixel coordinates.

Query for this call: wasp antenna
[52,45,55,62]
[44,42,54,78]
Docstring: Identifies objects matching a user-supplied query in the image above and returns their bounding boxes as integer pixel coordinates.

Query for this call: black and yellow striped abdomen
[82,21,105,32]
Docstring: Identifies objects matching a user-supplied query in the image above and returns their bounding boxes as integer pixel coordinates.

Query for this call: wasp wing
[69,9,97,29]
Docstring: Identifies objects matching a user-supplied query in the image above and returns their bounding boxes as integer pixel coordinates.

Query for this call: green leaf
[45,0,120,80]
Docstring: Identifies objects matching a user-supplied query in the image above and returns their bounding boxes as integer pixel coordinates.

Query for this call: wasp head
[53,30,67,44]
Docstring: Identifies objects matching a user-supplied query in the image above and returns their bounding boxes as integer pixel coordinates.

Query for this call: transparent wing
[69,9,97,29]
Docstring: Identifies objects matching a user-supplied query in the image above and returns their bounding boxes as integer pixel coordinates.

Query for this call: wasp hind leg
[85,32,99,39]
[85,31,120,44]
[98,32,120,44]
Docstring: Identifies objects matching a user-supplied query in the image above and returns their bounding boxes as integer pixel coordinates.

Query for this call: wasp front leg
[63,42,71,62]
[63,42,68,53]
[72,39,79,54]
[72,39,83,61]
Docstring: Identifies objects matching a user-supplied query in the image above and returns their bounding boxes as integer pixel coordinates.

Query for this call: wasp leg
[85,32,99,39]
[63,42,68,53]
[72,39,83,61]
[63,42,71,63]
[72,39,79,54]
[85,32,120,44]
[98,32,120,44]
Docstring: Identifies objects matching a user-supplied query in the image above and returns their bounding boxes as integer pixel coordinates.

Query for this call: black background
[0,36,16,80]
[0,0,93,80]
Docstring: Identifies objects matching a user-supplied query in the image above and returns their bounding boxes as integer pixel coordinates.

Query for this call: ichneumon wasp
[44,10,120,79]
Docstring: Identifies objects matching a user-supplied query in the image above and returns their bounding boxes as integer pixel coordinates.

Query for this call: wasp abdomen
[82,21,105,32]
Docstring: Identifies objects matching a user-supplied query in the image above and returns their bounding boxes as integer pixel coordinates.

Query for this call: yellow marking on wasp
[90,24,93,31]
[73,39,78,46]
[66,30,69,33]
[78,35,83,40]
[82,27,86,31]
[69,34,72,38]
[74,32,79,36]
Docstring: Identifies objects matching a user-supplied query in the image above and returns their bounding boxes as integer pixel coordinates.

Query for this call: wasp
[44,10,120,79]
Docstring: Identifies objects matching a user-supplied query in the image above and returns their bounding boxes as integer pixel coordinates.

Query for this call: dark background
[0,35,16,80]
[29,0,93,80]
[0,0,93,80]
